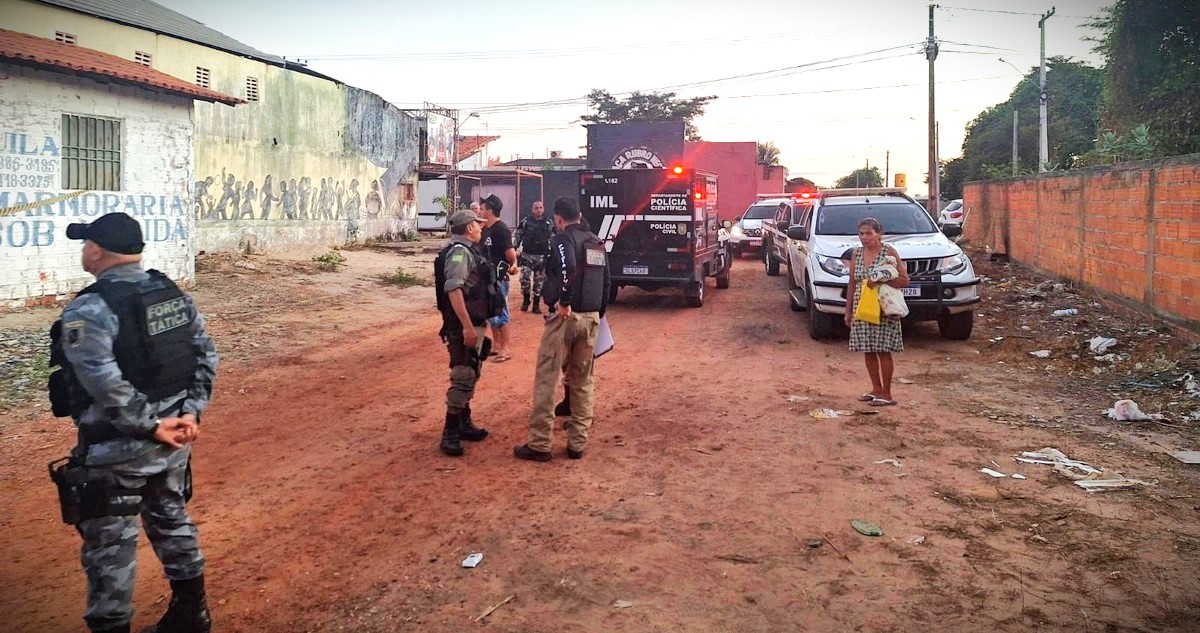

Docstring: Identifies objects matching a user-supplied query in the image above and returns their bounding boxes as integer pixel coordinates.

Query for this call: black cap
[479,194,503,214]
[66,213,145,254]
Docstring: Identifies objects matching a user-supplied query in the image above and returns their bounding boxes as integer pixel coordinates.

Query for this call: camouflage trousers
[75,444,205,631]
[519,255,548,298]
[446,325,487,414]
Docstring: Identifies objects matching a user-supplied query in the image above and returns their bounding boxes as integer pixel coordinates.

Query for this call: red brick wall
[963,155,1200,326]
[684,141,773,222]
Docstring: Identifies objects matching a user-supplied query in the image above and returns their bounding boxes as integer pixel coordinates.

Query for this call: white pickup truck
[760,188,981,340]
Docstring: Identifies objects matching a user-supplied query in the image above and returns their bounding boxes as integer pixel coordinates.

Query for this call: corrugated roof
[0,28,244,104]
[34,0,285,63]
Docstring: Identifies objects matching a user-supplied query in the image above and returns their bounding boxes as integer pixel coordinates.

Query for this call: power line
[719,74,1013,99]
[939,5,1095,19]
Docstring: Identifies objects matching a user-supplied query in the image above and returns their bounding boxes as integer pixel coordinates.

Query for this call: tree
[938,157,968,200]
[834,167,882,189]
[757,142,781,166]
[1087,0,1200,156]
[582,90,717,141]
[785,176,815,192]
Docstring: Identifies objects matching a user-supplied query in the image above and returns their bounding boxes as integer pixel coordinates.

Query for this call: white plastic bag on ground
[1104,399,1160,421]
[1089,336,1117,353]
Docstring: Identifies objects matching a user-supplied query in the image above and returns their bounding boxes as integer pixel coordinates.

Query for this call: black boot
[143,575,211,633]
[531,296,542,314]
[554,390,571,417]
[520,293,531,312]
[93,625,130,633]
[440,412,463,456]
[459,404,488,442]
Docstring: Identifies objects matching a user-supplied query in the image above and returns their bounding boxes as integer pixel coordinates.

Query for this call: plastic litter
[979,467,1007,478]
[1014,448,1102,478]
[907,535,926,545]
[1030,350,1052,358]
[809,409,853,419]
[1089,336,1117,353]
[1052,309,1079,317]
[612,599,635,609]
[786,395,811,404]
[461,553,484,568]
[1012,473,1027,480]
[874,458,902,468]
[1169,451,1200,465]
[1074,478,1152,493]
[851,520,883,537]
[1104,399,1162,421]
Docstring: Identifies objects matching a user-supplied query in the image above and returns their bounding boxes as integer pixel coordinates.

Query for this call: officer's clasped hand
[154,416,201,449]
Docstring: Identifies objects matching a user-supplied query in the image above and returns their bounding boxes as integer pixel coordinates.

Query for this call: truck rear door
[580,170,696,283]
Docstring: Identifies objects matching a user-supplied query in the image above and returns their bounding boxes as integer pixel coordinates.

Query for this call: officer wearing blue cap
[49,212,219,633]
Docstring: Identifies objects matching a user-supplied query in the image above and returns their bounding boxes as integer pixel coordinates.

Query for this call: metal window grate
[55,31,76,45]
[245,76,259,101]
[61,115,121,191]
[134,50,152,66]
[195,66,211,88]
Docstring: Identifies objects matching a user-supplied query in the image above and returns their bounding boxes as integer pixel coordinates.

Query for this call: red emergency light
[671,165,684,175]
[693,191,703,200]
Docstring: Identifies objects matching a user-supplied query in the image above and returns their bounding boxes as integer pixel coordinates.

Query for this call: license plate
[748,239,762,246]
[623,265,649,275]
[901,286,921,297]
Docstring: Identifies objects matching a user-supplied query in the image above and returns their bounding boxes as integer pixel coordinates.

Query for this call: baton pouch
[48,456,143,525]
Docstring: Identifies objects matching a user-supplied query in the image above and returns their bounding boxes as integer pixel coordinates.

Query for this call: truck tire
[716,267,730,289]
[684,282,705,308]
[938,310,974,340]
[764,247,780,277]
[608,285,620,305]
[807,288,839,340]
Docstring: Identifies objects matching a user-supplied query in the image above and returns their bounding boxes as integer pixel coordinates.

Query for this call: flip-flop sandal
[869,398,898,407]
[859,394,878,402]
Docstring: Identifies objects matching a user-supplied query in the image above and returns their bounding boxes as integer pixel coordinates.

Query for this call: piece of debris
[461,553,484,568]
[1030,350,1052,358]
[1014,448,1102,478]
[823,534,853,562]
[1074,478,1152,493]
[874,458,902,468]
[1169,451,1200,465]
[1012,473,1027,480]
[233,260,259,271]
[612,599,635,609]
[474,595,515,622]
[988,336,1006,343]
[897,378,915,384]
[716,554,760,565]
[806,539,824,549]
[785,395,811,404]
[1094,353,1123,363]
[851,520,883,537]
[1089,336,1117,353]
[1105,399,1162,421]
[980,467,1007,478]
[809,409,853,419]
[906,535,926,545]
[1052,308,1079,317]
[1029,535,1049,544]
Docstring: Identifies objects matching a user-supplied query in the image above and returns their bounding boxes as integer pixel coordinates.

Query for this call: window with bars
[61,115,121,191]
[195,66,211,88]
[55,31,76,45]
[245,76,259,101]
[134,51,152,66]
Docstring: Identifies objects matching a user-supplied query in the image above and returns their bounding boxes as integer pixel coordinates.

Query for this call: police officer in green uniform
[433,209,501,456]
[47,213,218,633]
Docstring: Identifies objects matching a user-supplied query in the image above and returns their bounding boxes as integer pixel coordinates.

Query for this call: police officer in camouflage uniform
[433,209,499,456]
[515,200,554,314]
[47,213,218,633]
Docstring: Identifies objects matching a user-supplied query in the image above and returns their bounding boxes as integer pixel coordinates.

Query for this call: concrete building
[0,28,241,304]
[684,141,787,222]
[0,0,422,254]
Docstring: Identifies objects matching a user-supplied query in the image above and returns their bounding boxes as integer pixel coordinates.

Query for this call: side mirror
[786,225,807,241]
[722,220,733,229]
[941,224,963,238]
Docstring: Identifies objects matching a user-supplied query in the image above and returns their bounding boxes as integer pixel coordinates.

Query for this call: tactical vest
[48,270,197,436]
[434,242,502,334]
[576,234,608,313]
[519,217,554,255]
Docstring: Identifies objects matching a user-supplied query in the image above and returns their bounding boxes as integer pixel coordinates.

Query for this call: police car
[727,197,782,257]
[760,188,981,340]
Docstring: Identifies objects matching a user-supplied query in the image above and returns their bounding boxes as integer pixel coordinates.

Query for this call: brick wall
[0,62,194,305]
[964,155,1200,326]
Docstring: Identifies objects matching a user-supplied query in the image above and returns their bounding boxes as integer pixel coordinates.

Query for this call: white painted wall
[0,62,194,305]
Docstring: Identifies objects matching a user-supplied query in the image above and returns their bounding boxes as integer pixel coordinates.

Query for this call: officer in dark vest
[47,213,219,633]
[514,196,610,461]
[433,209,501,456]
[515,200,554,313]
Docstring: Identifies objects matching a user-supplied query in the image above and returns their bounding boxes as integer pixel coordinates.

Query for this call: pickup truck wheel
[938,310,974,340]
[684,281,704,308]
[807,288,839,340]
[715,266,730,289]
[607,285,619,305]
[764,247,780,277]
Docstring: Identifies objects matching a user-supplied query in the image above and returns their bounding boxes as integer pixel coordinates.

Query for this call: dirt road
[2,252,1199,632]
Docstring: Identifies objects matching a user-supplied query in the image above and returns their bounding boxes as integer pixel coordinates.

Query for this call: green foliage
[312,250,346,271]
[939,157,969,200]
[757,142,781,166]
[834,167,883,189]
[432,195,466,220]
[379,269,429,288]
[1087,0,1200,156]
[582,90,717,141]
[1075,124,1158,167]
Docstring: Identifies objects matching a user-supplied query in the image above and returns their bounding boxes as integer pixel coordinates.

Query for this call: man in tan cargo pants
[514,197,610,462]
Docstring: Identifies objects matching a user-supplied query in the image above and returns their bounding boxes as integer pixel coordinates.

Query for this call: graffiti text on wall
[1,133,61,188]
[0,191,187,248]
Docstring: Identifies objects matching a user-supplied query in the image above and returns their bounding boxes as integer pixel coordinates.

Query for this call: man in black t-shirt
[480,194,518,361]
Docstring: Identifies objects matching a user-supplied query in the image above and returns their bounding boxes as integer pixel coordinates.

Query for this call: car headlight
[731,226,744,236]
[818,255,849,277]
[938,253,969,275]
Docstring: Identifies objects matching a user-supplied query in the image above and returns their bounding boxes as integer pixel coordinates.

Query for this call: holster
[445,333,492,378]
[48,456,143,525]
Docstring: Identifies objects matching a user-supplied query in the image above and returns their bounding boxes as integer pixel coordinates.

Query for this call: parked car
[728,200,779,257]
[760,188,981,340]
[939,199,964,227]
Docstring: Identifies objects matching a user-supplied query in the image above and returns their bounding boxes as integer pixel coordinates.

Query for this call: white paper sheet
[595,316,614,358]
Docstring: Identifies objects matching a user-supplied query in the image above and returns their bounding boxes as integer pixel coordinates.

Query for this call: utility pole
[925,3,939,208]
[885,150,890,187]
[1012,110,1019,176]
[1038,7,1055,172]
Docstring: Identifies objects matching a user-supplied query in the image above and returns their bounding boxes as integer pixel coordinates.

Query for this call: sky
[158,0,1109,188]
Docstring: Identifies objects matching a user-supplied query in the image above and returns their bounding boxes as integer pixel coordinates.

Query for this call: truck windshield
[816,203,939,236]
[742,205,776,220]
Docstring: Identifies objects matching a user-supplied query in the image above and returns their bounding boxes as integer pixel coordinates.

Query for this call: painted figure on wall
[344,179,362,221]
[239,180,257,219]
[281,179,297,220]
[194,176,214,219]
[314,178,330,220]
[212,169,237,220]
[261,175,278,220]
[365,179,382,219]
[298,177,312,220]
[334,180,344,220]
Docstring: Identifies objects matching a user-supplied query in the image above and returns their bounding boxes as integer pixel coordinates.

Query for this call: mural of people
[280,178,297,220]
[298,177,312,220]
[314,178,332,220]
[211,169,237,220]
[194,176,214,219]
[364,179,382,219]
[334,179,344,220]
[344,179,362,221]
[239,180,256,219]
[261,175,278,220]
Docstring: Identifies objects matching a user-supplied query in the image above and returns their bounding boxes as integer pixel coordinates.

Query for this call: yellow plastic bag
[854,280,881,325]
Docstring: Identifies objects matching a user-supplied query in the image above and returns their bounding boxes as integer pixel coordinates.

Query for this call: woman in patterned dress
[844,218,910,406]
